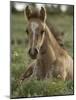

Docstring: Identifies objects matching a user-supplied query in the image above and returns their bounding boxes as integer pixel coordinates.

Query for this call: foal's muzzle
[28,48,38,59]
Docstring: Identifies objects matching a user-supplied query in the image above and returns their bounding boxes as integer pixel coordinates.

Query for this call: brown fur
[20,6,73,82]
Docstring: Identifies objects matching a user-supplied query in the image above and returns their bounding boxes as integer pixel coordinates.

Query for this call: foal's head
[25,6,47,59]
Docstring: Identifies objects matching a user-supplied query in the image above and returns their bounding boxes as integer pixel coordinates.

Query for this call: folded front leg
[20,66,33,80]
[20,61,36,83]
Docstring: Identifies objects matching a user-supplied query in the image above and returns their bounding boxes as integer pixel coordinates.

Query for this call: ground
[11,13,74,98]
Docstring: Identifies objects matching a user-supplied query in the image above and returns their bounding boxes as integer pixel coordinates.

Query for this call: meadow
[11,12,74,98]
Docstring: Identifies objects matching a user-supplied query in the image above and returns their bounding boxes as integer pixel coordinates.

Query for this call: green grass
[11,13,74,98]
[11,79,73,98]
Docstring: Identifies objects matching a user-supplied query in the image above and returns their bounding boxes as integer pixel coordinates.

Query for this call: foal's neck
[39,24,62,62]
[45,24,62,56]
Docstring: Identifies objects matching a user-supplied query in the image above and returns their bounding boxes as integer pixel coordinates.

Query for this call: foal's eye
[25,29,29,35]
[41,30,45,35]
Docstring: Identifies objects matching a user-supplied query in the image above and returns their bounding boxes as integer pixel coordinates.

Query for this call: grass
[11,13,74,98]
[11,79,73,98]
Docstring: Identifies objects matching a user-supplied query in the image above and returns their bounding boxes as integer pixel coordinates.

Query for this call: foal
[20,6,73,81]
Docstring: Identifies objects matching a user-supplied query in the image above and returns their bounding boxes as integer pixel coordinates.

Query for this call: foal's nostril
[28,48,38,59]
[34,48,38,55]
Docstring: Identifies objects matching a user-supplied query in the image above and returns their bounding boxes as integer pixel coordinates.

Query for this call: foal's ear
[40,7,47,22]
[24,5,32,20]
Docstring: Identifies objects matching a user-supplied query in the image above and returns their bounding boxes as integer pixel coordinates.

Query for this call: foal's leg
[57,70,67,80]
[55,62,67,80]
[20,61,36,82]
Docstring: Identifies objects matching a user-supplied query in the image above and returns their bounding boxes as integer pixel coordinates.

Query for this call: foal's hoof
[19,79,23,85]
[57,74,61,79]
[19,76,25,84]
